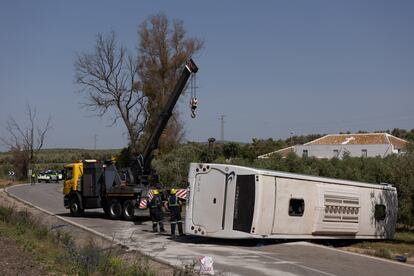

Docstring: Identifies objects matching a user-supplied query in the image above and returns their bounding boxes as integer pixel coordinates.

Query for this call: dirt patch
[0,236,49,276]
[0,178,18,188]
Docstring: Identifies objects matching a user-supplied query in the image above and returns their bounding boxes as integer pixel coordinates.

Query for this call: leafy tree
[137,13,204,154]
[152,143,202,187]
[222,142,240,160]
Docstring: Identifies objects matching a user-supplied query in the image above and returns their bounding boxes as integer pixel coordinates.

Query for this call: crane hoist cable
[189,73,198,118]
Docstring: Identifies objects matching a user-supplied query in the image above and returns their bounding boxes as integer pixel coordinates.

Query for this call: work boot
[159,222,166,232]
[177,222,183,236]
[152,223,158,232]
[171,223,176,236]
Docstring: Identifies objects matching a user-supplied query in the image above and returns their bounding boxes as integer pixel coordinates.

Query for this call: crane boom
[138,58,198,180]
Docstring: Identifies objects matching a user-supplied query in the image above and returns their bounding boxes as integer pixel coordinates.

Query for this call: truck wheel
[123,200,136,221]
[108,200,122,220]
[69,196,83,217]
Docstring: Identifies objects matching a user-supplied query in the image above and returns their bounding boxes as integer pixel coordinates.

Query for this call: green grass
[0,205,156,275]
[350,231,414,261]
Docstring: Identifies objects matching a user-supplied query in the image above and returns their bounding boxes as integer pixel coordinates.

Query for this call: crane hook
[190,97,198,119]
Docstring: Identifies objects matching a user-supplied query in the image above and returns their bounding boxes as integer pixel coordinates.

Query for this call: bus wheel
[123,200,136,221]
[108,200,122,220]
[69,196,83,217]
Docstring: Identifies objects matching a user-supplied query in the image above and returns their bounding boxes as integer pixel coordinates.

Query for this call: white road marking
[259,253,336,276]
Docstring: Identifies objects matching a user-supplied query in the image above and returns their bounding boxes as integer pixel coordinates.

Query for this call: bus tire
[108,200,122,220]
[123,200,136,221]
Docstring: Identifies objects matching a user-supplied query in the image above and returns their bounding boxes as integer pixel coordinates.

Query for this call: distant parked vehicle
[49,170,59,183]
[37,171,51,183]
[38,170,60,183]
[57,170,63,181]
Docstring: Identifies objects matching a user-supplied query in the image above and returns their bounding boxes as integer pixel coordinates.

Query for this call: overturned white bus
[185,163,398,239]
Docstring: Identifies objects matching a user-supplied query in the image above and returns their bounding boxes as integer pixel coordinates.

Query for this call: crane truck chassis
[63,59,198,219]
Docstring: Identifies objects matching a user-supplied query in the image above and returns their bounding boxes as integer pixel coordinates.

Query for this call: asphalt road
[7,183,414,276]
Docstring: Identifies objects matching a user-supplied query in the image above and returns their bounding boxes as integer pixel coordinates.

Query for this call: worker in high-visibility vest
[31,171,37,184]
[166,188,183,237]
[148,190,165,233]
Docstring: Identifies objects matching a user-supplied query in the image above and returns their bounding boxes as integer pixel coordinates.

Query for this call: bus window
[289,198,305,216]
[375,204,386,221]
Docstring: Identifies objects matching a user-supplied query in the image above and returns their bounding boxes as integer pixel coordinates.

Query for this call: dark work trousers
[170,206,183,236]
[168,195,183,236]
[149,197,164,232]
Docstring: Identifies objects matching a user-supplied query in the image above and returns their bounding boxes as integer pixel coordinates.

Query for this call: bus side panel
[272,177,318,235]
[357,188,398,238]
[313,184,360,235]
[251,175,276,236]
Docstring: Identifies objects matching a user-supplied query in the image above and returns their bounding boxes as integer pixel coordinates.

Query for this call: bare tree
[0,104,51,179]
[138,13,204,153]
[74,32,148,153]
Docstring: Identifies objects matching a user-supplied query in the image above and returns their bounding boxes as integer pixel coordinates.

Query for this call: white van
[185,163,397,239]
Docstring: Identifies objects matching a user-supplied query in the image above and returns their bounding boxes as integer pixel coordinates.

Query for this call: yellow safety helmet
[170,188,177,195]
[153,189,159,195]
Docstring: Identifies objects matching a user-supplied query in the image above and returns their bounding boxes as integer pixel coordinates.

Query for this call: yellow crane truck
[63,59,198,220]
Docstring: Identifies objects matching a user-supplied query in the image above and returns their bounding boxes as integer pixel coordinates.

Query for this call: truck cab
[63,161,83,196]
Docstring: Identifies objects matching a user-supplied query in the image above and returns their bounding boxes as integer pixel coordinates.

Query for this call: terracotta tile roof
[387,135,409,149]
[258,133,408,159]
[305,133,408,147]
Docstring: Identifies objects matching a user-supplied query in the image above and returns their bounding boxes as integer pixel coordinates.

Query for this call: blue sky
[0,1,413,150]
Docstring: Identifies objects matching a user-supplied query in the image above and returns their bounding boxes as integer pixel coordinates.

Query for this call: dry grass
[0,205,158,275]
[342,231,414,264]
[0,178,20,188]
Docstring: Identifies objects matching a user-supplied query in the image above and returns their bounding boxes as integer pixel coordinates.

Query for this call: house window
[333,149,339,158]
[289,198,305,217]
[375,204,386,221]
[361,149,367,158]
[302,150,308,158]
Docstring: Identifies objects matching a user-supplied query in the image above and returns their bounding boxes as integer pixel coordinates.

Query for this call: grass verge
[343,231,414,263]
[0,205,157,275]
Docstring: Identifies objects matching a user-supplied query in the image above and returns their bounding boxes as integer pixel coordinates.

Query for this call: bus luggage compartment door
[192,169,227,233]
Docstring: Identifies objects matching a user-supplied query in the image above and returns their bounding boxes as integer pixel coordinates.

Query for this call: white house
[258,133,408,159]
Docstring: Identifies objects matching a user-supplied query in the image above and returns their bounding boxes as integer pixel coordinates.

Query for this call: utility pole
[94,134,98,150]
[219,115,226,142]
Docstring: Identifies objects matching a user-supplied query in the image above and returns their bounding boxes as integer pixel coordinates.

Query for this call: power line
[94,134,98,150]
[219,115,226,142]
